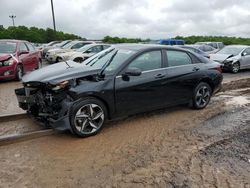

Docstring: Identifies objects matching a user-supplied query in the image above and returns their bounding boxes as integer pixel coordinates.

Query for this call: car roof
[225,45,249,48]
[0,39,28,43]
[113,43,185,51]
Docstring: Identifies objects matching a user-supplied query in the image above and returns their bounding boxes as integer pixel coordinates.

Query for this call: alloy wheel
[195,86,211,108]
[16,66,23,80]
[38,60,42,69]
[74,104,104,134]
[232,63,240,73]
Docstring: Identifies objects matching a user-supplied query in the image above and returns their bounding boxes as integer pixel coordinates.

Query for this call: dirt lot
[0,72,250,188]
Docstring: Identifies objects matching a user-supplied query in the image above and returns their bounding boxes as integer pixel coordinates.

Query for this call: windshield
[57,40,71,47]
[217,47,244,56]
[76,44,93,52]
[62,41,77,49]
[0,42,17,54]
[84,48,136,73]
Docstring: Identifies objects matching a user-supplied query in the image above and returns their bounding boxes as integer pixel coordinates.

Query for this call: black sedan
[15,44,223,137]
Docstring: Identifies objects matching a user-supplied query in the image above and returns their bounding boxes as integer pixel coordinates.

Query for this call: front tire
[15,65,23,81]
[69,98,107,137]
[192,82,212,109]
[231,62,240,73]
[56,57,63,63]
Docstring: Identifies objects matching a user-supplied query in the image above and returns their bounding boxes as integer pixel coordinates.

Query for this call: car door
[115,50,166,114]
[164,50,203,104]
[25,42,38,69]
[18,42,33,72]
[241,48,250,68]
[115,50,167,116]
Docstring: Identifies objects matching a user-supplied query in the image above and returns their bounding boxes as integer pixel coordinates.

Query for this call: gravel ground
[0,75,250,187]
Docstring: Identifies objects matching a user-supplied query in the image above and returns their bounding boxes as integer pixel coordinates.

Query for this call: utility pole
[9,15,16,27]
[50,0,56,32]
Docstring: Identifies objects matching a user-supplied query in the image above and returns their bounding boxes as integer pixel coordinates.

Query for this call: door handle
[155,74,165,79]
[192,67,200,71]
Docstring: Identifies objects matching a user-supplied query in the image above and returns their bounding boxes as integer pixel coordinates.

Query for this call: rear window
[167,50,192,67]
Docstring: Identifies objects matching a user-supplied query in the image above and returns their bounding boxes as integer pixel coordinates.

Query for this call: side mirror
[19,50,29,55]
[123,67,142,77]
[242,52,247,56]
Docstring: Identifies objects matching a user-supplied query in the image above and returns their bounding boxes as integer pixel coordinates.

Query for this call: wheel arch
[199,77,215,92]
[74,94,111,120]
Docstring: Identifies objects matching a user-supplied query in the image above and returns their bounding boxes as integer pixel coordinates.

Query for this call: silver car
[210,45,250,73]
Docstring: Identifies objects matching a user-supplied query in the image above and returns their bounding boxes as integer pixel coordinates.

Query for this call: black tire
[192,82,212,109]
[73,57,84,63]
[36,59,42,69]
[69,98,107,138]
[231,62,240,73]
[15,64,23,81]
[56,57,63,63]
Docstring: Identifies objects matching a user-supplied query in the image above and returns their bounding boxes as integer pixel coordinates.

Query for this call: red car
[0,39,42,81]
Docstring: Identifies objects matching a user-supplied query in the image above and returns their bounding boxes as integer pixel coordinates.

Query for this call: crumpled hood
[22,60,101,84]
[210,53,234,63]
[0,53,12,61]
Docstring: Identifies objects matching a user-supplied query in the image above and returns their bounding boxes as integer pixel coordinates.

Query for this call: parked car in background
[157,39,185,45]
[58,44,111,63]
[41,40,72,58]
[179,45,210,58]
[0,39,42,81]
[210,45,250,73]
[195,42,224,52]
[45,41,95,63]
[15,44,222,137]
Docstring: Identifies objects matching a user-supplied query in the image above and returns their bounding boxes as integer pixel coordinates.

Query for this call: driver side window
[127,50,162,72]
[19,43,28,52]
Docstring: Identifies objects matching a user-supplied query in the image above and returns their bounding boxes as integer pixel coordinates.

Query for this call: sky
[1,0,250,39]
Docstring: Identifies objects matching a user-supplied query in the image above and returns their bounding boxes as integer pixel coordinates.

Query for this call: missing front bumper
[15,88,36,110]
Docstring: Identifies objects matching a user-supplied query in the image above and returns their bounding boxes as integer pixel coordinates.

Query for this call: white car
[45,41,95,63]
[210,45,250,73]
[58,44,111,63]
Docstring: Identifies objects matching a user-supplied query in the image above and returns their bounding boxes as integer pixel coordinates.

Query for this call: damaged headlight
[0,59,14,66]
[52,80,69,91]
[223,59,233,65]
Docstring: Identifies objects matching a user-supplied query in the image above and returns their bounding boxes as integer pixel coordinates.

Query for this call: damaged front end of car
[15,80,76,130]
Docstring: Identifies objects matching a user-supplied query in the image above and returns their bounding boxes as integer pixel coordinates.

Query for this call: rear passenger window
[167,51,192,67]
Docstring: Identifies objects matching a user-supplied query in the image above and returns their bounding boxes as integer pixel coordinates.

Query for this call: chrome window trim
[115,63,204,78]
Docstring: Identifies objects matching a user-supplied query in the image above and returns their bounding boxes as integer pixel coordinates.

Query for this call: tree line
[0,26,81,43]
[174,35,250,45]
[1,25,250,45]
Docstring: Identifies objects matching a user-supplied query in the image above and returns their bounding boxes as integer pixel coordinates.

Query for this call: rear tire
[15,65,23,81]
[69,98,107,138]
[231,62,240,73]
[36,59,42,69]
[192,82,212,109]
